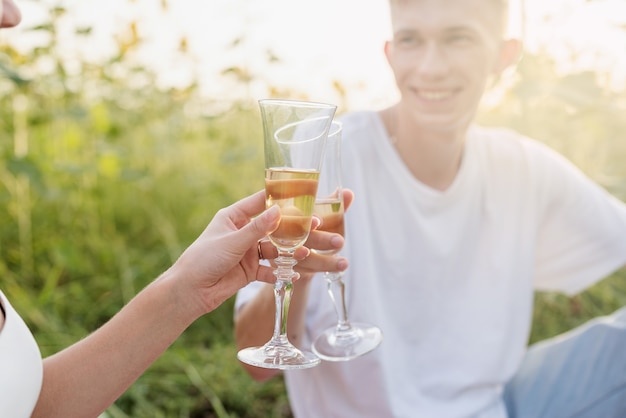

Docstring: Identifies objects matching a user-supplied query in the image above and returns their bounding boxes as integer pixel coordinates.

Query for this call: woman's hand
[163,190,282,315]
[165,188,354,315]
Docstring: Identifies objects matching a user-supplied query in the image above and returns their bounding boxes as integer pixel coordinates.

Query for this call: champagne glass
[237,99,336,370]
[311,121,383,362]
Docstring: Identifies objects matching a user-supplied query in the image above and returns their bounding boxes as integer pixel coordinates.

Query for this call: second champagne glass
[311,121,383,362]
[237,99,336,370]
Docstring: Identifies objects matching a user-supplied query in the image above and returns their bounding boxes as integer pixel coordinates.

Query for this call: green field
[1,7,625,418]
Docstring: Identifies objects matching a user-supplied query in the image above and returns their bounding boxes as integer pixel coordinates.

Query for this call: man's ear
[383,40,392,63]
[493,38,522,75]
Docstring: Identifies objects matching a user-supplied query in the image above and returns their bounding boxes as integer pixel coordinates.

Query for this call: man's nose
[416,42,449,78]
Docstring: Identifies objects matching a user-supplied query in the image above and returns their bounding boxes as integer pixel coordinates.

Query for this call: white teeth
[419,90,453,100]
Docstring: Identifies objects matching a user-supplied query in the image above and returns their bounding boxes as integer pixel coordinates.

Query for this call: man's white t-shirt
[235,111,626,418]
[0,290,43,417]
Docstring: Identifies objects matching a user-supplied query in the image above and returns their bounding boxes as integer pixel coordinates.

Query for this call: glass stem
[270,251,299,344]
[324,271,352,333]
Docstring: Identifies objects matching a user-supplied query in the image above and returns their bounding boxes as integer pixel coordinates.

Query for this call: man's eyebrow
[391,29,420,40]
[445,25,479,34]
[393,25,480,36]
[393,28,418,35]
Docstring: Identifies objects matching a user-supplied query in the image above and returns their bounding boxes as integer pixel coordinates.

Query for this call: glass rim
[328,120,343,136]
[273,117,335,144]
[258,98,337,110]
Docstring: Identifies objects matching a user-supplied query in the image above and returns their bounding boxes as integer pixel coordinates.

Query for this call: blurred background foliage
[0,1,625,417]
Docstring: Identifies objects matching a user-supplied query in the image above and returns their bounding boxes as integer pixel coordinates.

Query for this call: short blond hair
[388,0,510,37]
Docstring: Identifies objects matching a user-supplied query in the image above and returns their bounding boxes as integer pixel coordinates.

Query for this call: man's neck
[380,106,468,191]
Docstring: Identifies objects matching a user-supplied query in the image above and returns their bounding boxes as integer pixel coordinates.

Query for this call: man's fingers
[296,252,349,274]
[305,229,344,254]
[343,189,355,211]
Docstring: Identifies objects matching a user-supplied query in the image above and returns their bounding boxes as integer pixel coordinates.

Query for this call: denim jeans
[503,306,626,418]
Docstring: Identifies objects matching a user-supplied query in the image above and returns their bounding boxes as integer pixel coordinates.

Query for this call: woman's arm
[31,190,282,418]
[33,274,198,418]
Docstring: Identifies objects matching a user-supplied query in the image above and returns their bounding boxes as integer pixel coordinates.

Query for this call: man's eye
[395,35,421,47]
[447,34,473,45]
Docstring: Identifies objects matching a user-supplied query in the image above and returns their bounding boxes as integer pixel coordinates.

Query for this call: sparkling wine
[266,168,319,250]
[313,199,345,255]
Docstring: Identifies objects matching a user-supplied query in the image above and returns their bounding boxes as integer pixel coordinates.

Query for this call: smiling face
[1,0,22,29]
[385,0,517,133]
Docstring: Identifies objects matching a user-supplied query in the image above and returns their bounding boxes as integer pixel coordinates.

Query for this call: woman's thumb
[243,205,281,242]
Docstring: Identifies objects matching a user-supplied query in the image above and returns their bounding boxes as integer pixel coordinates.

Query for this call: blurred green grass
[531,270,626,344]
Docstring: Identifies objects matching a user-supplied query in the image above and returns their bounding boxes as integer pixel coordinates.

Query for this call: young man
[234,0,626,417]
[0,2,351,416]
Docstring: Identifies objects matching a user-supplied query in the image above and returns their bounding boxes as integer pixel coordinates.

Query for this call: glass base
[237,342,320,370]
[312,322,383,362]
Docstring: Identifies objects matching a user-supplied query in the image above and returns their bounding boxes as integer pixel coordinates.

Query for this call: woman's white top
[0,290,43,418]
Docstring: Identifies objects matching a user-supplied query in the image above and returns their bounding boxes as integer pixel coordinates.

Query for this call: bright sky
[4,0,626,111]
